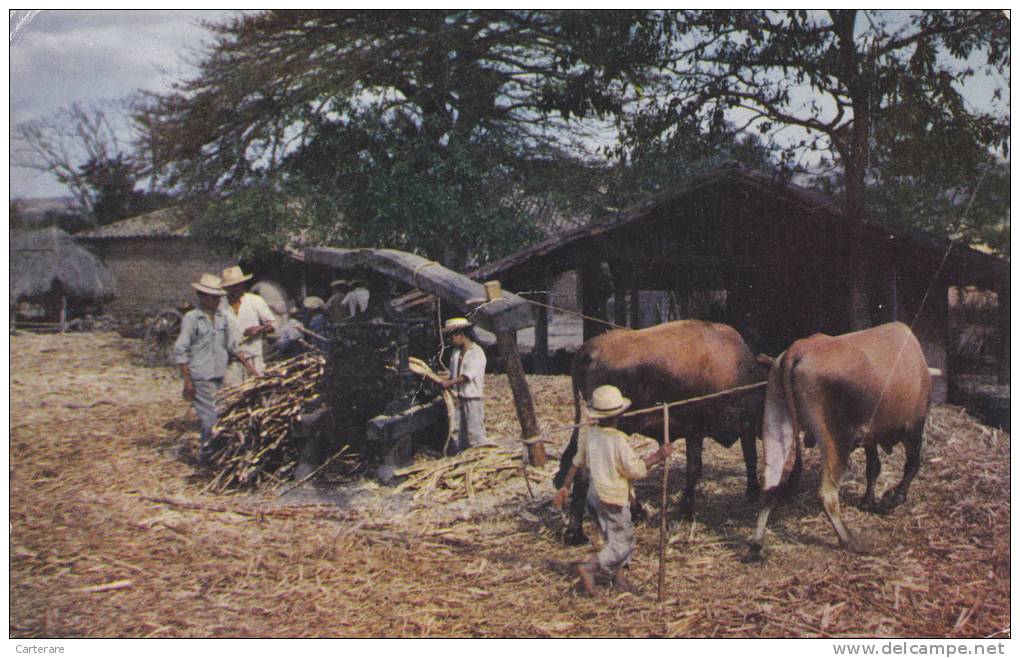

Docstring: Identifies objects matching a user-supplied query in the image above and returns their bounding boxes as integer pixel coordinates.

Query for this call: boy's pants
[586,484,635,574]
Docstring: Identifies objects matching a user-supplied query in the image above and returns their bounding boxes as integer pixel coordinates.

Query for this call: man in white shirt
[439,317,487,455]
[218,265,277,386]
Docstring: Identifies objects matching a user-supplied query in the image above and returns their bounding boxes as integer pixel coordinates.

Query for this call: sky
[8,9,1011,202]
[9,9,239,200]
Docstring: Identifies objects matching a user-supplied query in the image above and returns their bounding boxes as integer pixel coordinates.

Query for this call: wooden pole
[534,270,550,375]
[997,279,1010,385]
[657,404,670,603]
[629,288,641,329]
[487,281,547,467]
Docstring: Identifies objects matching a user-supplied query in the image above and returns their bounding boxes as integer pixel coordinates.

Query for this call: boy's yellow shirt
[573,426,648,506]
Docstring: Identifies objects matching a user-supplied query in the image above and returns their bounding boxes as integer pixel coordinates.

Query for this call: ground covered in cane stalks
[10,332,1011,638]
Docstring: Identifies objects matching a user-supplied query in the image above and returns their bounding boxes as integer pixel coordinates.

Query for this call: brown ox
[747,322,932,558]
[554,320,764,545]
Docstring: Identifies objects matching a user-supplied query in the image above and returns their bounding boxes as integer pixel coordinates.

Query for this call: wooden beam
[366,398,447,445]
[303,247,533,333]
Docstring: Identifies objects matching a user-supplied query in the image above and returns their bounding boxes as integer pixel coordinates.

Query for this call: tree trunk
[834,9,873,332]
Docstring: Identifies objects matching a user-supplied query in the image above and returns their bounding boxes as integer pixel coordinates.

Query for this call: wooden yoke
[302,247,547,465]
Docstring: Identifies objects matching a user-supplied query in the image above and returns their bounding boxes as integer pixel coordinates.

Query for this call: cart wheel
[142,309,184,366]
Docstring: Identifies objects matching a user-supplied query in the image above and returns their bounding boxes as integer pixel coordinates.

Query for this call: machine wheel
[142,309,184,366]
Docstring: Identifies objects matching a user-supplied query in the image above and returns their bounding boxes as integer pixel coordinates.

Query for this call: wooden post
[612,271,627,327]
[534,271,550,375]
[629,288,641,329]
[997,279,1010,385]
[580,264,610,342]
[487,281,547,467]
[59,292,67,333]
[657,404,670,603]
[888,262,899,322]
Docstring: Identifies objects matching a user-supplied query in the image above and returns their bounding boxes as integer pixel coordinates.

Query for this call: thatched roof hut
[10,228,117,315]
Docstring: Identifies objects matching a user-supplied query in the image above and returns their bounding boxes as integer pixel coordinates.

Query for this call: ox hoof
[745,484,762,503]
[858,496,880,513]
[742,543,765,564]
[878,490,906,512]
[841,535,875,555]
[676,495,696,517]
[563,528,590,546]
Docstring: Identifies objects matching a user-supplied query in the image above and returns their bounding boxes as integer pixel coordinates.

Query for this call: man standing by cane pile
[219,265,277,386]
[174,273,256,465]
[553,385,672,596]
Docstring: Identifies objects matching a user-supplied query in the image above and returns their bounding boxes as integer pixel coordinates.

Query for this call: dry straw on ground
[10,333,1011,638]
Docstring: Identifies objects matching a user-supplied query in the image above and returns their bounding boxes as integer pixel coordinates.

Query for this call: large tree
[138,10,660,267]
[13,101,170,226]
[623,10,1009,326]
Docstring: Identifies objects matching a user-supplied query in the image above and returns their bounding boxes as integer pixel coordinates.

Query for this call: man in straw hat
[174,273,256,465]
[219,265,277,386]
[303,296,331,354]
[553,384,673,596]
[439,317,487,455]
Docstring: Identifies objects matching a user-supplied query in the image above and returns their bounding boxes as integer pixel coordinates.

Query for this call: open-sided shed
[471,164,1010,403]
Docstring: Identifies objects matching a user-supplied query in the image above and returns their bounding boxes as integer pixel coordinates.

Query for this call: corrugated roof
[76,207,191,240]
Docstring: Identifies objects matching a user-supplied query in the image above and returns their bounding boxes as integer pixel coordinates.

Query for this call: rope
[411,260,438,291]
[468,379,768,448]
[514,293,629,330]
[862,160,993,432]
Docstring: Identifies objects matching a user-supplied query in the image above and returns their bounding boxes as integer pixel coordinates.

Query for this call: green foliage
[623,10,1009,235]
[142,10,625,267]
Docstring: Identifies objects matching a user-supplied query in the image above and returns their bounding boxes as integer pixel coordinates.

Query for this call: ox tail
[780,349,800,449]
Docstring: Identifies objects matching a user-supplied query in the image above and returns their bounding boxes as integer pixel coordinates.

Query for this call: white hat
[191,273,226,296]
[220,265,253,288]
[442,317,474,334]
[587,385,632,418]
[303,296,325,310]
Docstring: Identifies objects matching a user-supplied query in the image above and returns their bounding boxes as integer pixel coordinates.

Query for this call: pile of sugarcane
[393,445,545,502]
[207,352,326,491]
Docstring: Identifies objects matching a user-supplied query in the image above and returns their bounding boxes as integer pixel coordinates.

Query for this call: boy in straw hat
[554,384,673,595]
[439,317,487,455]
[174,273,256,465]
[218,265,277,386]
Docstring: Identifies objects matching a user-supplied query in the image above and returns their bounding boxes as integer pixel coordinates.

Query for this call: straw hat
[330,279,352,290]
[303,296,325,310]
[220,265,253,288]
[587,385,632,418]
[442,317,473,334]
[191,273,226,296]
